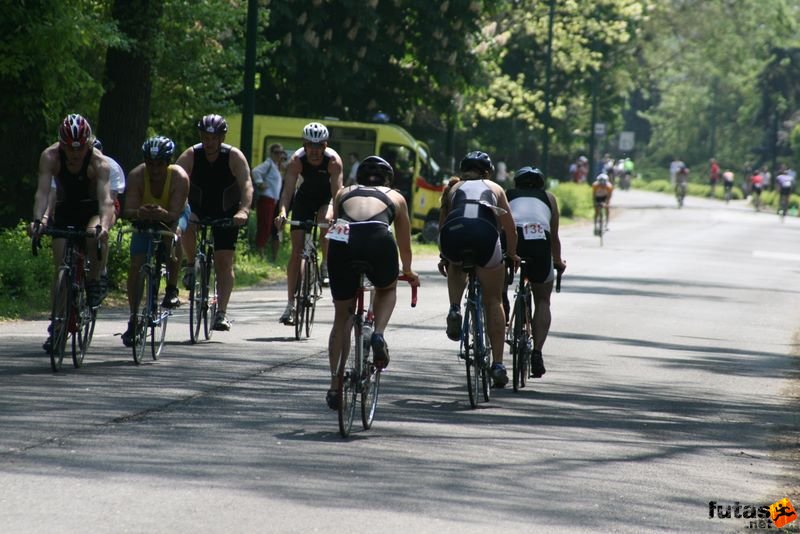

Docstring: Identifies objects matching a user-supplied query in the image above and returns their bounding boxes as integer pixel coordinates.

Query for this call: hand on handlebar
[437,256,449,277]
[233,209,249,226]
[274,209,287,229]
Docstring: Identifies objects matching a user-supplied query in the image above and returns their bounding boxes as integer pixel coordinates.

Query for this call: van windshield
[380,143,415,203]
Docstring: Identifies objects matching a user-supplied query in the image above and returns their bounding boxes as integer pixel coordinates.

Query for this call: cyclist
[722,170,735,201]
[275,122,344,325]
[709,158,720,197]
[775,165,795,215]
[505,166,566,378]
[29,114,113,352]
[120,136,191,346]
[176,114,253,332]
[324,156,420,409]
[592,173,613,233]
[438,151,520,388]
[750,170,764,209]
[675,164,689,203]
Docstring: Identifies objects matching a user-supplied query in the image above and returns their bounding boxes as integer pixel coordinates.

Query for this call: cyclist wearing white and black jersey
[324,156,419,409]
[505,166,566,378]
[275,122,344,324]
[438,151,519,388]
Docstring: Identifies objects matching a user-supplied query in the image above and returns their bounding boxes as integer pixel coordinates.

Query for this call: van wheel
[421,220,439,243]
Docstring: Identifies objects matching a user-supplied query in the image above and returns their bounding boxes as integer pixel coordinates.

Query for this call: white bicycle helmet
[302,122,329,143]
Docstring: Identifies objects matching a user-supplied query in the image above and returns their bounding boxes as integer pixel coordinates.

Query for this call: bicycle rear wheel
[361,323,380,429]
[72,283,92,368]
[479,305,491,402]
[510,295,525,392]
[204,255,217,340]
[337,328,358,437]
[464,303,480,408]
[151,273,167,360]
[132,266,151,364]
[189,259,202,344]
[49,269,70,371]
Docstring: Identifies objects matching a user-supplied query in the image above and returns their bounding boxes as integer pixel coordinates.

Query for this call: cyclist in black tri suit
[275,122,344,324]
[29,114,114,352]
[324,156,420,409]
[176,114,253,332]
[438,151,520,388]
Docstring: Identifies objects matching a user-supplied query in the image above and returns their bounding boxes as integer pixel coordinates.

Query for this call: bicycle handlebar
[397,274,418,307]
[32,224,102,259]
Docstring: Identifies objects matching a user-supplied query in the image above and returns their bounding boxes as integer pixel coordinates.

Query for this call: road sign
[594,122,606,136]
[619,131,635,151]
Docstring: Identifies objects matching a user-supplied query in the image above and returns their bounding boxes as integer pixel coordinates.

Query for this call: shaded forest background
[2,0,800,227]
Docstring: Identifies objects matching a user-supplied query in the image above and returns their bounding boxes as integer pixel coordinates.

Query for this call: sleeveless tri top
[338,187,396,225]
[142,167,173,209]
[56,147,94,204]
[190,143,238,216]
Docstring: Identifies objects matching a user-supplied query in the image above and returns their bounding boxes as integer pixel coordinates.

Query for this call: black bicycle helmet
[142,136,176,161]
[514,166,545,188]
[92,138,103,151]
[197,114,228,134]
[459,151,494,176]
[356,155,394,186]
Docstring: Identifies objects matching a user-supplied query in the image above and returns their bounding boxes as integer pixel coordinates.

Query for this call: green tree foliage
[637,0,800,172]
[256,0,489,124]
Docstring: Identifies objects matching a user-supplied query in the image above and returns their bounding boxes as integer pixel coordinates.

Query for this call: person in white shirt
[250,143,284,259]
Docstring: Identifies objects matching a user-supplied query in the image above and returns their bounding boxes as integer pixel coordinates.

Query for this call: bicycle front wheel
[49,269,70,371]
[189,259,202,344]
[293,262,304,340]
[464,303,480,408]
[304,257,318,338]
[204,255,217,340]
[132,266,151,364]
[72,282,93,368]
[151,273,167,360]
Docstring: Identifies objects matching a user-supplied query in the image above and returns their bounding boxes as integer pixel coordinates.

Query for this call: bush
[550,182,594,220]
[0,222,53,318]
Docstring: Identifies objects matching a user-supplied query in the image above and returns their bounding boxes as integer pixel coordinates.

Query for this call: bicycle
[336,271,417,437]
[594,202,606,246]
[456,253,492,408]
[288,220,328,340]
[32,224,101,371]
[187,217,234,344]
[778,190,791,222]
[506,265,562,392]
[118,222,177,364]
[676,182,687,208]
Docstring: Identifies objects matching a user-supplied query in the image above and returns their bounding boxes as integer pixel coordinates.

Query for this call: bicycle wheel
[72,282,92,368]
[151,272,167,360]
[510,295,525,392]
[204,255,217,340]
[132,266,151,364]
[598,211,605,246]
[304,257,318,338]
[464,303,480,408]
[479,304,491,402]
[361,322,381,429]
[49,269,70,371]
[189,258,203,344]
[337,327,358,437]
[293,262,304,340]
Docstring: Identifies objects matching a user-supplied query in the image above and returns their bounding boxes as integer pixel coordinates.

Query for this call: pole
[589,68,598,181]
[541,0,556,178]
[240,0,258,164]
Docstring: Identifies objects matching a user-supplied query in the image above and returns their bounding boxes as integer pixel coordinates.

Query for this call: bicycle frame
[288,220,328,339]
[189,218,232,343]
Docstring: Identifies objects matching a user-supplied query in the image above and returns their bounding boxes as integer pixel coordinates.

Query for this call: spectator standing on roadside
[251,143,284,259]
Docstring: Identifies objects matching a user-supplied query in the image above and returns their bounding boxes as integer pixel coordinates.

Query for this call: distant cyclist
[750,170,764,209]
[438,151,520,388]
[775,165,795,215]
[722,170,735,202]
[505,166,566,378]
[324,156,420,409]
[592,173,613,233]
[275,122,344,325]
[120,136,190,346]
[176,114,253,332]
[29,114,113,352]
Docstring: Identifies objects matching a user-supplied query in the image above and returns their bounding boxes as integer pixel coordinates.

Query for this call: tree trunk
[97,0,163,174]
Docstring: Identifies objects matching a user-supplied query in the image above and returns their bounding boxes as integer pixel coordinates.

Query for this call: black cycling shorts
[291,186,332,226]
[516,229,554,284]
[327,223,398,300]
[440,216,501,269]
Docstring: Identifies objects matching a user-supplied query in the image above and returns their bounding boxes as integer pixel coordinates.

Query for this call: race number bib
[522,223,546,240]
[325,219,350,243]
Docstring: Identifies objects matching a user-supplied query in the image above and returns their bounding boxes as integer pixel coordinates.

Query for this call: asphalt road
[1,189,798,533]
